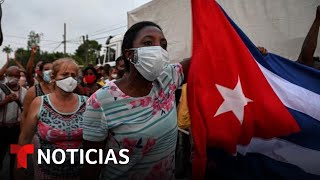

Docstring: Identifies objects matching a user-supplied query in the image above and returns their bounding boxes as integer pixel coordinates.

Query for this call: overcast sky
[0,0,152,66]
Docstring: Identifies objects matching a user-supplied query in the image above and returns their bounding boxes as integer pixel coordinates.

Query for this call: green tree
[2,45,13,55]
[41,51,66,62]
[27,31,42,50]
[72,55,85,66]
[15,49,71,68]
[75,40,102,66]
[4,30,91,68]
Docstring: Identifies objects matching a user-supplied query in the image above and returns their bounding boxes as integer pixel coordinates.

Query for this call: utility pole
[63,23,66,56]
[86,35,89,64]
[83,35,89,65]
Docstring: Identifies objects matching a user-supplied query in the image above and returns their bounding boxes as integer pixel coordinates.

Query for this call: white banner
[128,0,320,62]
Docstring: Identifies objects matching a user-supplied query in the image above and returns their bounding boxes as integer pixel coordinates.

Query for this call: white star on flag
[214,77,253,124]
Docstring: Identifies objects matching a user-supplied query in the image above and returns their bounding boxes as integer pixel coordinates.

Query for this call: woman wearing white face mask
[104,67,118,85]
[21,62,54,128]
[18,58,87,180]
[18,70,27,88]
[82,21,190,179]
[109,67,118,80]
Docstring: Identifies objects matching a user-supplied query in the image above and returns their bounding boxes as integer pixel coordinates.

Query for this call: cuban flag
[188,0,320,179]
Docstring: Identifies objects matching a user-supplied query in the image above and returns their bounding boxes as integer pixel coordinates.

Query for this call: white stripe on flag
[257,63,320,121]
[237,138,320,175]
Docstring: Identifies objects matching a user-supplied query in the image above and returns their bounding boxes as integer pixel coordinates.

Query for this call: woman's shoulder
[85,81,128,109]
[26,85,36,93]
[164,63,183,73]
[96,81,127,99]
[159,63,183,80]
[154,63,184,91]
[30,96,42,108]
[24,86,37,100]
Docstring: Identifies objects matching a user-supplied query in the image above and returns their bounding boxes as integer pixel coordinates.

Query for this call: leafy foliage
[14,48,67,69]
[5,31,104,68]
[27,31,42,50]
[75,40,102,66]
[2,45,13,54]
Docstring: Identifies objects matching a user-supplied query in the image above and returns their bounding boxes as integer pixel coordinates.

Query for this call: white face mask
[111,73,118,79]
[130,46,169,81]
[19,77,26,86]
[7,76,19,85]
[56,77,77,93]
[20,77,26,81]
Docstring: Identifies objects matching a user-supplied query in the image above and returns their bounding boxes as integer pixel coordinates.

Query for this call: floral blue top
[83,64,184,180]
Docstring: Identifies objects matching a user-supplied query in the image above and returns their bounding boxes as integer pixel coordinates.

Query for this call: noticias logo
[10,144,130,169]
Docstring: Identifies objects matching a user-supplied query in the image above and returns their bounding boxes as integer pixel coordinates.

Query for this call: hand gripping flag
[187,0,313,178]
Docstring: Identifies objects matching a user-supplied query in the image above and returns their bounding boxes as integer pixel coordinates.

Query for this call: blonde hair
[52,58,79,78]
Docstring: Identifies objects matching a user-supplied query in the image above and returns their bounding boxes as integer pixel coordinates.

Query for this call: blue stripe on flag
[237,153,320,179]
[262,54,320,95]
[280,108,320,151]
[207,148,320,179]
[219,5,320,95]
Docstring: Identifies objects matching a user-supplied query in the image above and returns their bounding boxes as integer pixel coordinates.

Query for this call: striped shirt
[83,64,184,180]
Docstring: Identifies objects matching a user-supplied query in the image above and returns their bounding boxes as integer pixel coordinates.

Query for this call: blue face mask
[43,70,52,83]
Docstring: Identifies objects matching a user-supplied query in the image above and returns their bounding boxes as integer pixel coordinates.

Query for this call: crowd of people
[0,21,189,180]
[0,5,319,180]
